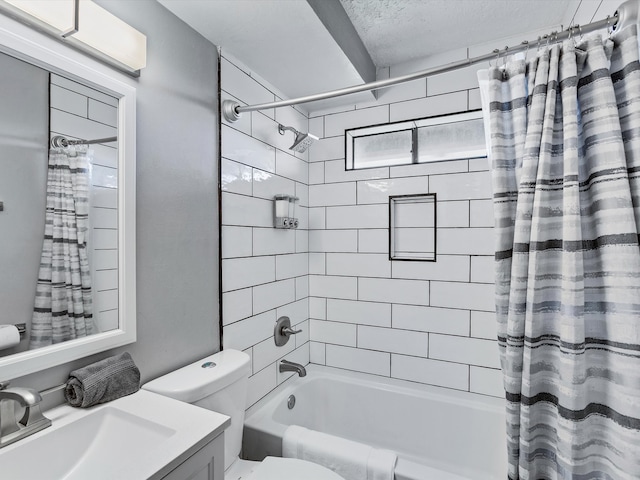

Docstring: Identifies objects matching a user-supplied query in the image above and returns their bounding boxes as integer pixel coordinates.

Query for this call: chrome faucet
[279,359,307,377]
[0,382,52,448]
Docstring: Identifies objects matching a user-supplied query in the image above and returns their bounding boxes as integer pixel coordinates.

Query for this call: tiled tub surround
[306,49,502,398]
[220,53,311,408]
[219,14,624,401]
[221,47,502,402]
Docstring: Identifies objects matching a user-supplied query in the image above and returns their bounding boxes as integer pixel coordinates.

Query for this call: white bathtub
[243,365,507,480]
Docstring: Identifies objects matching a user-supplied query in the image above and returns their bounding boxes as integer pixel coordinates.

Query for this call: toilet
[142,349,344,480]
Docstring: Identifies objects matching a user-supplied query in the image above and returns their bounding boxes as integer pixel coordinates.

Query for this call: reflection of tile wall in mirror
[390,194,436,261]
[49,73,119,336]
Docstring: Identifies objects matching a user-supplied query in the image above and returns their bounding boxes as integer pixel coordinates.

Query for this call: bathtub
[243,365,507,480]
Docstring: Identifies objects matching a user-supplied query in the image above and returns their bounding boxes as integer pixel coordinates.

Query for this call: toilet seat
[246,456,345,480]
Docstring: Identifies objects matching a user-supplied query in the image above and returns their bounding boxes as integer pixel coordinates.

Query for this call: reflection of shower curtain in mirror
[30,146,93,349]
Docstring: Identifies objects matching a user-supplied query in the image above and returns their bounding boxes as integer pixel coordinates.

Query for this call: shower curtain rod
[50,135,117,148]
[223,0,638,123]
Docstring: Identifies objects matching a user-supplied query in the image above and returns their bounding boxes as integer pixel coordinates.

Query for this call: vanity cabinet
[160,433,224,480]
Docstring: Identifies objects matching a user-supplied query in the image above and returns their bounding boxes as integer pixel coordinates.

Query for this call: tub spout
[280,359,306,377]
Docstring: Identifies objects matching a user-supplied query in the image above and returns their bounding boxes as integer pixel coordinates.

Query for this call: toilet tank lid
[142,349,251,403]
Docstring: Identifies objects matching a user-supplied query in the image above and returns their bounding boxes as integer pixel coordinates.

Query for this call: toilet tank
[142,349,251,471]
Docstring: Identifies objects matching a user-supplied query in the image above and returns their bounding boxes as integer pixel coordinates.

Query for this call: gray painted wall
[11,0,220,405]
[0,53,48,356]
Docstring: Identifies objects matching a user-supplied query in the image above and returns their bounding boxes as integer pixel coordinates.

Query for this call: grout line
[52,106,118,130]
[51,81,118,108]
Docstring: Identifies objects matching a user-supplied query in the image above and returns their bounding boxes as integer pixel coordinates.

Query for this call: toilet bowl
[142,349,344,480]
[227,457,345,480]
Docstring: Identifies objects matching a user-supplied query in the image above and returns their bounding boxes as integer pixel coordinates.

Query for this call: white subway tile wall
[326,204,388,229]
[222,256,275,292]
[306,45,502,398]
[309,341,326,364]
[326,344,391,376]
[220,1,613,404]
[50,74,118,335]
[295,275,309,300]
[389,91,467,122]
[221,54,310,408]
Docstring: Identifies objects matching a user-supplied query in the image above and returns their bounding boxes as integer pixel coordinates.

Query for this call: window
[345,110,486,170]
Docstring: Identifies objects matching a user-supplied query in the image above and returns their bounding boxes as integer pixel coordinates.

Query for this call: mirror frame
[0,13,136,380]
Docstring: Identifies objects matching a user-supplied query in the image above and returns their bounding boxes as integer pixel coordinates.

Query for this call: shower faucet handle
[274,316,301,347]
[282,326,302,336]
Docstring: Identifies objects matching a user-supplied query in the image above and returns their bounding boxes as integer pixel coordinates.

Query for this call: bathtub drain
[287,394,296,409]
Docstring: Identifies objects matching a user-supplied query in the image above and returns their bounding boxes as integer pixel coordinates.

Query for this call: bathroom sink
[0,389,230,480]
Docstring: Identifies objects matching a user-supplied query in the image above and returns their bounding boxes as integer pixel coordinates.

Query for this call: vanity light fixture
[3,0,78,35]
[0,0,146,75]
[71,0,146,71]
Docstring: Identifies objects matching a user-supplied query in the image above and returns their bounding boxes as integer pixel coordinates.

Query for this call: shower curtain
[480,26,640,479]
[30,146,93,349]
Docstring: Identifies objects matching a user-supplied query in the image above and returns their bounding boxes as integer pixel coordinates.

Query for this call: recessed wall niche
[389,193,436,261]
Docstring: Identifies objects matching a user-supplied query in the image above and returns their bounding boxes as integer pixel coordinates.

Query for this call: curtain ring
[558,25,563,46]
[502,46,508,67]
[491,48,499,67]
[537,36,541,51]
[606,15,616,36]
[569,24,577,46]
[522,40,530,61]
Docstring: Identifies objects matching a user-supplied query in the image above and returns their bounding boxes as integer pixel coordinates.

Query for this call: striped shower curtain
[485,26,640,479]
[30,146,93,349]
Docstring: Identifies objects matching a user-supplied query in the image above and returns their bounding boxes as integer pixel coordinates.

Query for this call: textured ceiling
[339,0,580,66]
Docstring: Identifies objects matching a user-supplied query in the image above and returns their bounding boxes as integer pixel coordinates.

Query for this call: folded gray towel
[64,352,141,408]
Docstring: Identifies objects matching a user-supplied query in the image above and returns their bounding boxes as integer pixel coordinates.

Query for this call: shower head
[278,124,318,153]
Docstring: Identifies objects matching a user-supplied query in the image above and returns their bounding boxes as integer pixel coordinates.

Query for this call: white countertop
[0,389,230,480]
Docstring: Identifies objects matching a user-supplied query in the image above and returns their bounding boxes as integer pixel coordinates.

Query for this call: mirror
[0,14,136,379]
